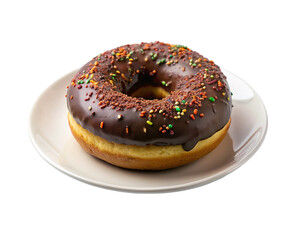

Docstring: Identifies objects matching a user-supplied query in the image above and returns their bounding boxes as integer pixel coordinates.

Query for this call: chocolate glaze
[67,42,232,151]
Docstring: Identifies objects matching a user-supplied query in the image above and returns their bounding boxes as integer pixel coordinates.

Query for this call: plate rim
[28,69,268,193]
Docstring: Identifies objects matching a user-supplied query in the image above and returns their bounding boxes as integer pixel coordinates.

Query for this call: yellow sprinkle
[90,80,95,83]
[116,70,120,74]
[182,109,187,113]
[90,74,94,79]
[129,58,133,61]
[222,92,226,96]
[145,58,148,62]
[109,80,114,85]
[159,110,163,113]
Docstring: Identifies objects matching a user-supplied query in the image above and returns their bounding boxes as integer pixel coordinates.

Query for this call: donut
[67,41,232,170]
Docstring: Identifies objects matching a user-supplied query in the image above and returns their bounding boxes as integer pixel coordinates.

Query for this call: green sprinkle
[209,97,215,102]
[161,81,166,86]
[168,124,173,129]
[119,58,124,61]
[86,79,90,84]
[111,52,115,55]
[205,68,208,72]
[146,120,153,126]
[210,75,214,78]
[231,92,233,96]
[169,55,173,58]
[181,100,186,104]
[175,106,181,112]
[192,63,196,66]
[129,51,134,55]
[140,49,144,52]
[157,58,166,65]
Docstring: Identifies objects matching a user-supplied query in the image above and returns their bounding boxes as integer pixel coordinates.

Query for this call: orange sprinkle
[200,113,204,117]
[193,109,198,115]
[70,95,73,100]
[100,122,104,128]
[121,73,126,80]
[182,67,185,71]
[94,61,99,66]
[190,114,195,120]
[126,127,129,134]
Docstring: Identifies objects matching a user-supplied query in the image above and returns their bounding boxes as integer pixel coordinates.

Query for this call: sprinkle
[146,120,153,126]
[159,110,163,113]
[181,100,186,104]
[210,75,214,78]
[161,81,166,86]
[175,106,181,112]
[193,109,198,115]
[100,122,104,128]
[126,126,129,134]
[149,109,154,113]
[70,95,73,100]
[143,127,147,133]
[200,113,204,117]
[157,58,166,64]
[88,106,92,110]
[209,97,215,102]
[231,92,233,96]
[168,124,173,129]
[86,79,90,84]
[182,67,185,71]
[190,114,195,120]
[117,114,122,120]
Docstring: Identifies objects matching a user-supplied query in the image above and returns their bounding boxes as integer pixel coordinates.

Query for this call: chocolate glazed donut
[67,41,232,170]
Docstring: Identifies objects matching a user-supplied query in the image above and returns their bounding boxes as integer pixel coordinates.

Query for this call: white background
[1,0,299,239]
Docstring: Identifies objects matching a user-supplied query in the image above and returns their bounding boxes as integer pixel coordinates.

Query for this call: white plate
[29,70,268,193]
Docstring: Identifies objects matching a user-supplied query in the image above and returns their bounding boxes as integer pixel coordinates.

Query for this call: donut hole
[129,85,170,100]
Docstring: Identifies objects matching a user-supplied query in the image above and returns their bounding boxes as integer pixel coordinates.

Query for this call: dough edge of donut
[68,112,231,170]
